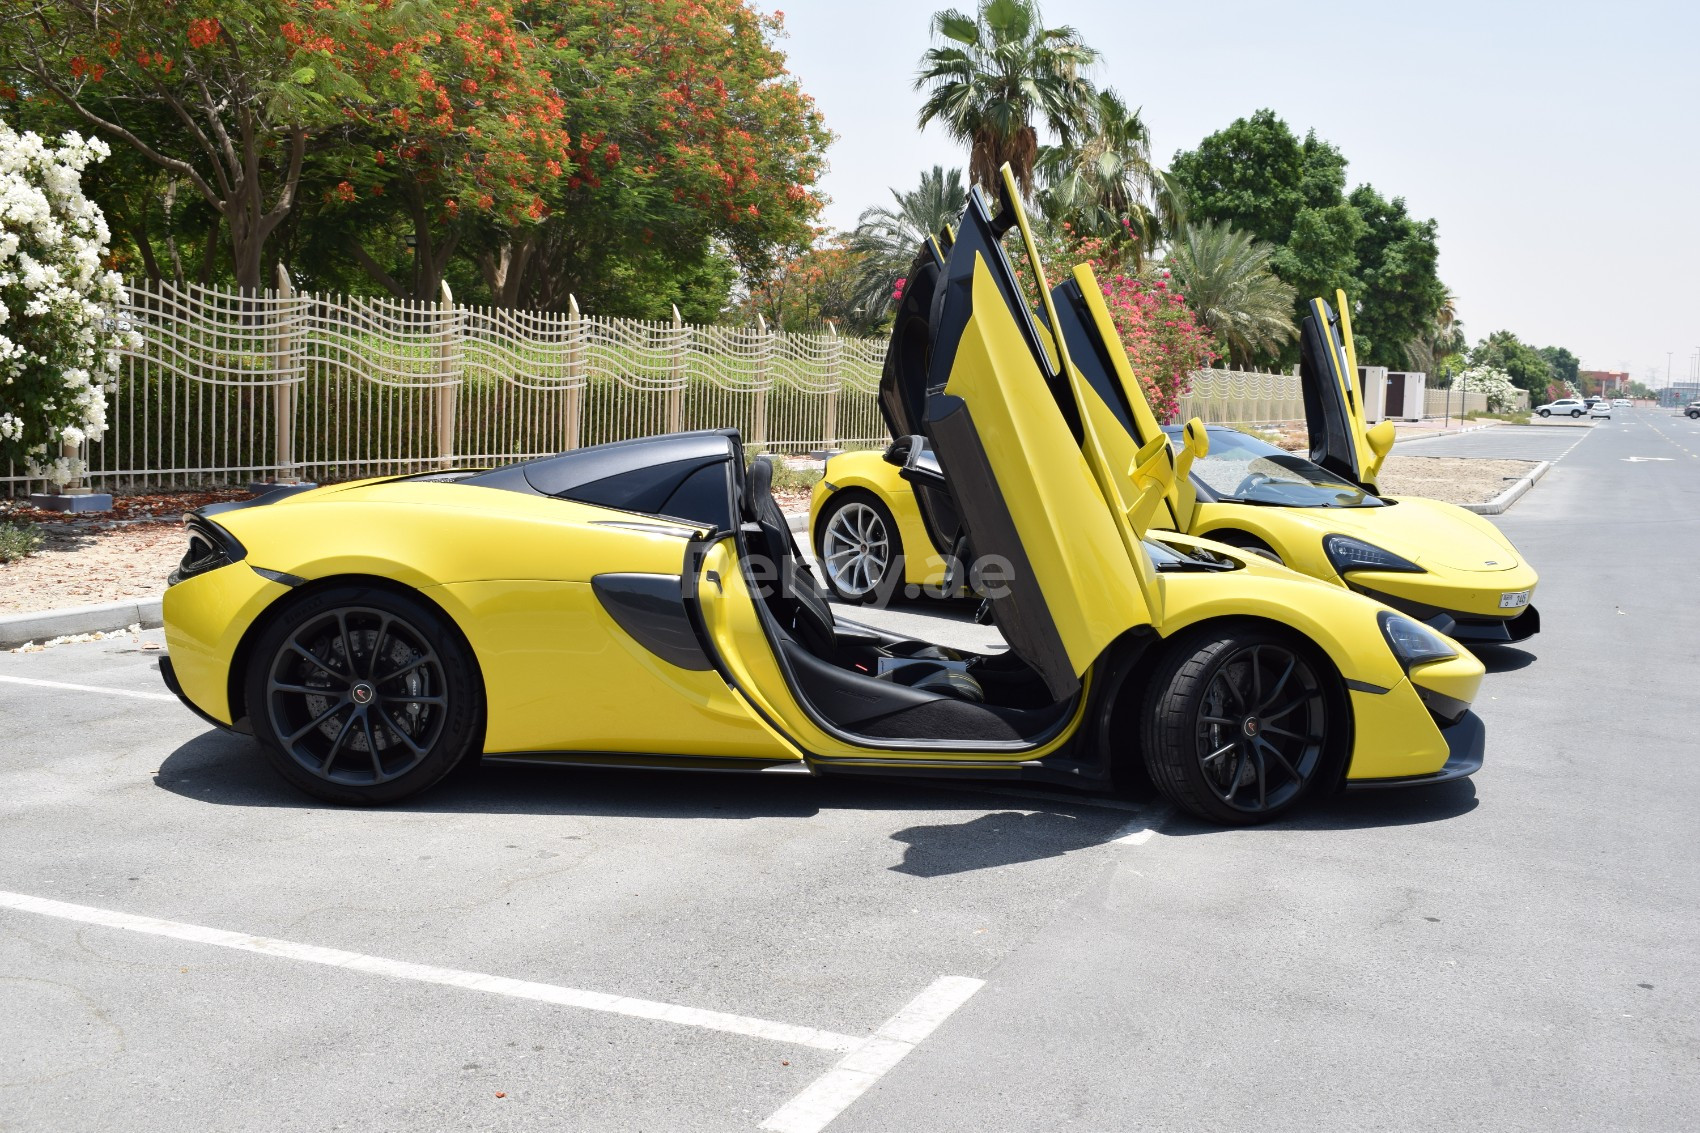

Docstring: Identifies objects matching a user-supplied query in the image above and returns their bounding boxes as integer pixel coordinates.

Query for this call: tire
[245,585,483,805]
[1141,626,1340,825]
[815,491,903,604]
[1570,409,1582,418]
[1538,409,1551,417]
[1688,410,1699,419]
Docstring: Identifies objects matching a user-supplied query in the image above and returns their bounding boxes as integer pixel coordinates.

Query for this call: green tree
[474,0,831,312]
[914,0,1098,196]
[1348,185,1447,367]
[0,0,415,290]
[1172,110,1362,349]
[1165,221,1297,367]
[848,165,968,325]
[1169,109,1346,245]
[1538,345,1580,388]
[1470,330,1554,393]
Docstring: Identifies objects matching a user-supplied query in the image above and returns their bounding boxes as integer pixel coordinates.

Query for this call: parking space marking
[0,674,178,701]
[0,889,861,1053]
[760,975,985,1133]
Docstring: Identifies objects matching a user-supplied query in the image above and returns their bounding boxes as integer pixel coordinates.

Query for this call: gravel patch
[1376,456,1539,506]
[0,522,182,614]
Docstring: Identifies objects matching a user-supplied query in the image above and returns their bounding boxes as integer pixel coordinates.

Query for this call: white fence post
[436,281,457,469]
[752,313,769,450]
[667,304,685,434]
[564,294,584,450]
[823,323,840,451]
[272,263,299,483]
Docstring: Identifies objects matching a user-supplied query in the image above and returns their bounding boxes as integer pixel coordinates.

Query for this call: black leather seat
[742,456,983,704]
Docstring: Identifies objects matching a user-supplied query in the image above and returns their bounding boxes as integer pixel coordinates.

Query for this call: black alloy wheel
[246,586,481,805]
[1143,627,1337,825]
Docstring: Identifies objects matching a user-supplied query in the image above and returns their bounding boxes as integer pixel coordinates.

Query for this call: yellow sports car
[811,294,1540,645]
[158,167,1485,825]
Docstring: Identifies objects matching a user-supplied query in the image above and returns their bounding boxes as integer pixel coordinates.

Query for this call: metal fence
[1176,369,1303,426]
[5,272,1310,495]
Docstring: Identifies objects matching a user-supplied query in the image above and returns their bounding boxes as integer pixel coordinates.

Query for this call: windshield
[1164,427,1385,509]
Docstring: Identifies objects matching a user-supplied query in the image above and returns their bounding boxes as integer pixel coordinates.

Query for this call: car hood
[1323,496,1521,572]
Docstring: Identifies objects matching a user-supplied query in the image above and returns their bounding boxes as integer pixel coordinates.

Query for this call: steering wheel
[1233,471,1275,497]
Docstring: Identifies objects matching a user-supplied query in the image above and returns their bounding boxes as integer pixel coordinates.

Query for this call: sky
[766,0,1700,387]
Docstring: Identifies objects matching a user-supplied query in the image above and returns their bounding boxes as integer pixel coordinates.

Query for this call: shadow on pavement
[153,730,1131,875]
[1471,645,1537,673]
[1160,777,1479,837]
[886,810,1117,877]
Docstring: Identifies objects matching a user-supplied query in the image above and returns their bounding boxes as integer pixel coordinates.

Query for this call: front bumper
[1346,711,1484,790]
[158,655,247,735]
[1350,564,1539,629]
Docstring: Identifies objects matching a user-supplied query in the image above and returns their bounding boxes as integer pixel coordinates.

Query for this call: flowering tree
[475,0,831,311]
[2,0,413,291]
[1453,364,1520,413]
[336,0,575,300]
[1035,227,1217,422]
[0,125,132,486]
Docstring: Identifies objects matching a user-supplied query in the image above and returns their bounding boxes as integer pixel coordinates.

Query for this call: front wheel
[1142,627,1339,825]
[816,492,903,604]
[1688,410,1699,419]
[1538,409,1551,417]
[245,585,483,805]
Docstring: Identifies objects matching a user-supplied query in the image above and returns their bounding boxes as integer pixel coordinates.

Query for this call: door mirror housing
[1183,418,1210,461]
[1364,420,1395,487]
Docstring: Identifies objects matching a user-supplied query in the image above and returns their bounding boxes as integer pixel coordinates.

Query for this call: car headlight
[1379,611,1458,670]
[1323,534,1422,574]
[168,515,246,586]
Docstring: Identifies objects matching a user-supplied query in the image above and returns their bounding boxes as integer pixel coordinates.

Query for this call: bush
[1452,365,1521,414]
[0,124,136,486]
[0,520,43,563]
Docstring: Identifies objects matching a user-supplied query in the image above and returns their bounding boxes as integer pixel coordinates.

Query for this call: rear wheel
[816,492,903,604]
[1142,627,1338,825]
[1570,409,1582,417]
[245,585,482,805]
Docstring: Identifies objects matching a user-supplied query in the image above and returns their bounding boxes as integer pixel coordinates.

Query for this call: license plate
[1499,590,1531,609]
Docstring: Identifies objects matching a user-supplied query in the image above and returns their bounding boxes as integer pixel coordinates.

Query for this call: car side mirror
[1364,419,1395,485]
[1183,418,1209,461]
[883,436,920,468]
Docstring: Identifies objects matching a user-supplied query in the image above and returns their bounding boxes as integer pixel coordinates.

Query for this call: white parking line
[0,674,178,701]
[761,975,985,1133]
[0,889,861,1052]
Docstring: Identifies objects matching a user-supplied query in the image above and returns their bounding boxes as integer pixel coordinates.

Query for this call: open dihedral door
[1299,295,1382,490]
[1047,263,1199,532]
[919,168,1153,701]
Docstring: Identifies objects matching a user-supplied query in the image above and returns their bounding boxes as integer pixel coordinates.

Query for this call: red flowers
[187,19,222,50]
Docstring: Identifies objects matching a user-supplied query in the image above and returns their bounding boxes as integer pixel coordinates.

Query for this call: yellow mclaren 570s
[811,289,1540,646]
[159,168,1486,825]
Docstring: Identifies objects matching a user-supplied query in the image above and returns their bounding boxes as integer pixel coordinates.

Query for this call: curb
[785,511,807,534]
[1462,460,1552,516]
[1394,423,1502,446]
[0,596,164,649]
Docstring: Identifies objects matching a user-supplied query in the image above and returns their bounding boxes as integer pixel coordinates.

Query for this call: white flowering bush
[0,124,136,488]
[1454,365,1521,414]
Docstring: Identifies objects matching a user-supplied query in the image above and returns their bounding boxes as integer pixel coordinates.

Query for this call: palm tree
[1166,221,1298,368]
[914,0,1099,197]
[1035,88,1185,268]
[1405,299,1468,381]
[848,165,969,325]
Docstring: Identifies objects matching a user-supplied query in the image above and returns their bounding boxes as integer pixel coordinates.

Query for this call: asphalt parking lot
[3,408,1697,1131]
